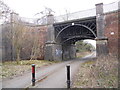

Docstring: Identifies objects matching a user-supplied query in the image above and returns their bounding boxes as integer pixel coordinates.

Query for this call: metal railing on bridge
[54,1,119,23]
[1,1,119,25]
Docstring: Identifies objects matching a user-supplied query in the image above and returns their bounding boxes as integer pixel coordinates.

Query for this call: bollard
[66,64,70,88]
[32,64,35,86]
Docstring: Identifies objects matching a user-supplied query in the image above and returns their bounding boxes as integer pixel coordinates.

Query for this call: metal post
[66,64,70,88]
[32,64,35,86]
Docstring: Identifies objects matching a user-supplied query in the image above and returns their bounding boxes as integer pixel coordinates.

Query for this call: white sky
[2,0,118,18]
[84,40,96,48]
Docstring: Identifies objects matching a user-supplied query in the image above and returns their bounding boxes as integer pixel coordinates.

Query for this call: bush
[90,55,118,88]
[73,55,118,88]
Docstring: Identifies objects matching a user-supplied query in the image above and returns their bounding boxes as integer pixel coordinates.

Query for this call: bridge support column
[44,15,63,61]
[45,42,62,61]
[62,44,76,60]
[96,3,109,56]
[69,44,76,59]
[95,38,108,56]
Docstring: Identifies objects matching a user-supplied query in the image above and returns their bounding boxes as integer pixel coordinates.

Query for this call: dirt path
[1,61,70,88]
[30,60,84,88]
[1,52,96,88]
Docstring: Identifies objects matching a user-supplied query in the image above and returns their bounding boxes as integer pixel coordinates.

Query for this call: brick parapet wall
[118,11,120,59]
[104,11,119,55]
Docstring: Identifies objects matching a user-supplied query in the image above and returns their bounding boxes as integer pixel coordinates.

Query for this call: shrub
[90,55,118,88]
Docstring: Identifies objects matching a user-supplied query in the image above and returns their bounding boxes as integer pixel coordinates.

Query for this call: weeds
[73,55,118,88]
[92,55,118,88]
[1,60,59,79]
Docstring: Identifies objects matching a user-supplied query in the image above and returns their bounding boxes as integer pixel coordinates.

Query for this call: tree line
[1,1,47,62]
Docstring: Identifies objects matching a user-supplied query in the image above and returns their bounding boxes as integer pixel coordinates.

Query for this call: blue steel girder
[53,17,96,44]
[56,24,96,39]
[61,35,94,44]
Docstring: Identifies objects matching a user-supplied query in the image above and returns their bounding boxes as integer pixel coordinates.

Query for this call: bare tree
[0,0,12,61]
[0,0,12,23]
[30,28,40,60]
[12,20,28,63]
[35,7,55,25]
[62,9,70,21]
[1,1,47,61]
[28,7,55,60]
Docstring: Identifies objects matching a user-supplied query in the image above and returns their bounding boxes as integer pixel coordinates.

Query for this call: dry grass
[73,55,118,88]
[1,60,60,79]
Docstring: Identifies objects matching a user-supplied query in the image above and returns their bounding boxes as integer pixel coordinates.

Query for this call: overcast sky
[2,0,118,18]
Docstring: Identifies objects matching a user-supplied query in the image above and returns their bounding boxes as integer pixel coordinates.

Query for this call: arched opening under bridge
[54,23,97,60]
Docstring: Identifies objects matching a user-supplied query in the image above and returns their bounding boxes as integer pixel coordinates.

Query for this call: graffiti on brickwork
[55,49,62,56]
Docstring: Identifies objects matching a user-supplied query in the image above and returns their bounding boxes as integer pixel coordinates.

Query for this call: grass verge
[1,60,60,79]
[73,55,118,88]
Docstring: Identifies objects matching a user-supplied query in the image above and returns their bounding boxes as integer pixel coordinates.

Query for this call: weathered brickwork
[118,11,120,59]
[104,11,119,55]
[36,25,48,59]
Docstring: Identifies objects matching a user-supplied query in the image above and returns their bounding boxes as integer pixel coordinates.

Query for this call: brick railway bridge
[44,2,119,61]
[1,2,120,61]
